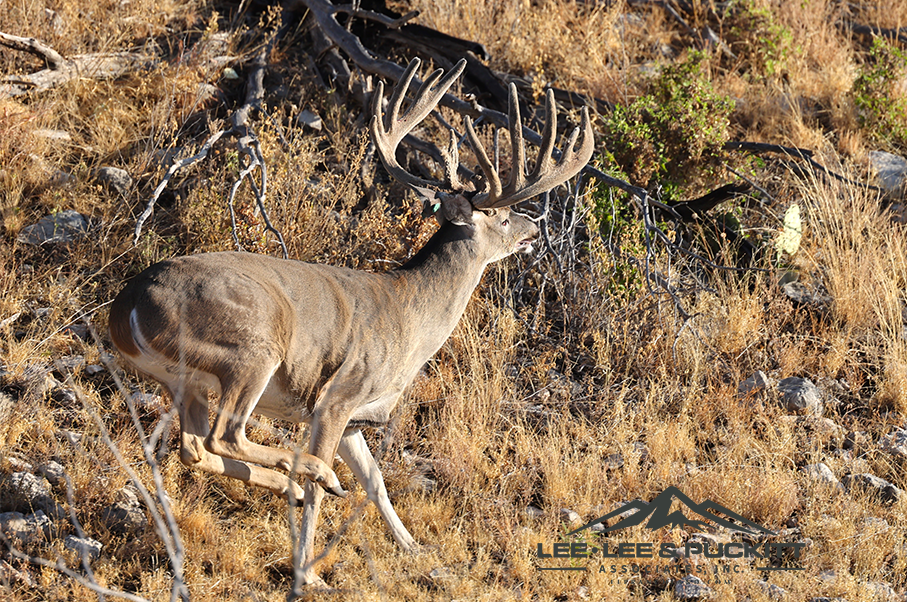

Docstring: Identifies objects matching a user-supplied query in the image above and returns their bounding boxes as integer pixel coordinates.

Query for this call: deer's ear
[412,187,474,226]
[439,194,474,226]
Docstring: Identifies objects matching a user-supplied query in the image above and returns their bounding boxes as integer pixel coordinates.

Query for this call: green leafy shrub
[726,3,795,78]
[853,38,907,149]
[603,52,734,194]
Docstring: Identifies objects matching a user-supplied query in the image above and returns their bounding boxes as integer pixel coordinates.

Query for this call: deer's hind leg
[172,382,316,502]
[203,361,346,498]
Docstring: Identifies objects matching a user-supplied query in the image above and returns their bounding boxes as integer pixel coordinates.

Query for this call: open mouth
[516,237,537,253]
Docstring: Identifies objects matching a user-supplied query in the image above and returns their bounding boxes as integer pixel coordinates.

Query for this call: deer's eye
[501,219,509,227]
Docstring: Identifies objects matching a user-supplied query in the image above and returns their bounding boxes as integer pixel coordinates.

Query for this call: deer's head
[370,58,593,265]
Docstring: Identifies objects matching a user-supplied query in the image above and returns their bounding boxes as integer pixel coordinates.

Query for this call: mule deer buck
[109,57,593,584]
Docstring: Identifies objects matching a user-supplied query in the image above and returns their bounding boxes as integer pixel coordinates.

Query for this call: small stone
[801,463,841,488]
[56,355,85,371]
[17,210,88,245]
[867,150,907,195]
[10,472,51,502]
[783,282,831,311]
[577,585,590,600]
[85,364,105,376]
[6,456,34,473]
[428,567,454,580]
[559,508,580,524]
[48,169,76,188]
[38,461,66,487]
[101,497,146,536]
[603,452,624,470]
[777,377,823,415]
[64,535,102,562]
[32,129,72,142]
[808,598,849,602]
[8,472,66,519]
[861,581,898,601]
[632,442,649,460]
[675,575,715,600]
[756,580,787,600]
[297,109,323,131]
[0,559,34,586]
[525,505,544,519]
[817,569,837,583]
[861,517,889,534]
[0,511,51,544]
[842,473,903,503]
[878,428,907,458]
[94,166,133,197]
[738,371,776,397]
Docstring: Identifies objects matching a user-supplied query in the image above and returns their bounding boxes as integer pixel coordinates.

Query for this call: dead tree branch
[0,32,151,99]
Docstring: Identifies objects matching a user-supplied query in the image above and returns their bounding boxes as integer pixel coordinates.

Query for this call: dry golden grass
[1,0,907,600]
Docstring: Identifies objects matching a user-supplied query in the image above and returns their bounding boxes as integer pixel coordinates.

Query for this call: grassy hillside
[1,0,906,600]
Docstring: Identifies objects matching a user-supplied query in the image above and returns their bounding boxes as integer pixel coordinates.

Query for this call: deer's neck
[393,223,488,341]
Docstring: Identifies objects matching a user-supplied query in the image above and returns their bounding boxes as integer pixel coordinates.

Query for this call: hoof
[322,481,347,498]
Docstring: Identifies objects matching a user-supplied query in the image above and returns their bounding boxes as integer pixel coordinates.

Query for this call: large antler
[371,57,467,191]
[468,84,595,209]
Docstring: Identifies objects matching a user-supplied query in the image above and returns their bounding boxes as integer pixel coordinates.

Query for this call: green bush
[603,52,734,195]
[853,38,907,150]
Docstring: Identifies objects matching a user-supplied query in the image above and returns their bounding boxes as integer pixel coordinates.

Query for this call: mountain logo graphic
[565,486,777,537]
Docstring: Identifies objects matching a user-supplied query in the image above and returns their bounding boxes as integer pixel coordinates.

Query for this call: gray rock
[777,377,823,415]
[868,151,907,195]
[675,575,714,600]
[559,508,581,524]
[738,371,776,397]
[55,355,84,370]
[878,428,907,458]
[101,487,146,536]
[17,210,88,245]
[0,511,51,544]
[783,282,831,311]
[861,581,899,601]
[808,598,849,602]
[428,567,454,581]
[64,535,102,561]
[297,109,323,131]
[842,473,903,503]
[8,472,66,519]
[38,461,66,487]
[861,517,889,534]
[603,452,624,470]
[801,463,841,488]
[0,558,34,586]
[817,569,837,583]
[5,455,33,473]
[94,167,133,197]
[525,505,544,519]
[32,129,71,142]
[85,364,105,376]
[10,472,51,502]
[756,579,787,600]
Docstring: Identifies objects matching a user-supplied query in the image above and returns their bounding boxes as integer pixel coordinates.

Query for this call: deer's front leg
[337,429,418,552]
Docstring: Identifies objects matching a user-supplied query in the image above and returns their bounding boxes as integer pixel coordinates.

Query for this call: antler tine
[473,90,595,209]
[464,116,503,201]
[370,58,467,190]
[529,89,557,180]
[442,128,466,189]
[506,83,526,194]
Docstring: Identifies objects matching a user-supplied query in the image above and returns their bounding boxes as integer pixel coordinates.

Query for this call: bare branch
[0,31,65,68]
[0,31,151,99]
